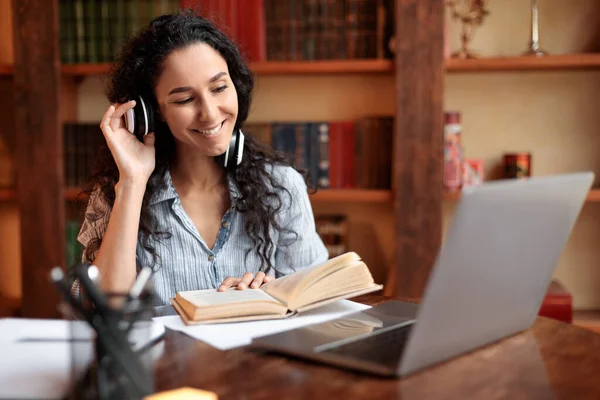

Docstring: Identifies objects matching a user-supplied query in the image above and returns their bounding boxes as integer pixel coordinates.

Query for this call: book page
[290,262,376,309]
[177,288,279,308]
[175,288,288,322]
[261,252,361,307]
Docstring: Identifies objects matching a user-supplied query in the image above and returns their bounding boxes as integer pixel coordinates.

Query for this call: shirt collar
[148,168,178,205]
[147,167,241,206]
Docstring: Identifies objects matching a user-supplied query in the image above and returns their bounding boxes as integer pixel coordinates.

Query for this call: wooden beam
[392,0,444,298]
[12,0,63,318]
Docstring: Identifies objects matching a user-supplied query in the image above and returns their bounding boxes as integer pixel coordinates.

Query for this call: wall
[444,0,600,308]
[2,0,600,308]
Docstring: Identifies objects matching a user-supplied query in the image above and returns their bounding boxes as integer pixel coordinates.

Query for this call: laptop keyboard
[316,324,413,367]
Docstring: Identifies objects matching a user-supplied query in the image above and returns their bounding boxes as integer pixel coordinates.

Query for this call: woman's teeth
[195,122,223,136]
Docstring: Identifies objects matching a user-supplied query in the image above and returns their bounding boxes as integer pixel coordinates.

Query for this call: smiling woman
[72,9,329,306]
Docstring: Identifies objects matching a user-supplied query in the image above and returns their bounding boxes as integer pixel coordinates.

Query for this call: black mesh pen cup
[67,288,157,400]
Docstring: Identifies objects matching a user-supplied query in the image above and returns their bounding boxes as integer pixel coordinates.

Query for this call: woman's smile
[191,120,226,137]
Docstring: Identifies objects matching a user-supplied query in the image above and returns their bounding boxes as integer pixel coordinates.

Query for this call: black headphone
[124,95,245,170]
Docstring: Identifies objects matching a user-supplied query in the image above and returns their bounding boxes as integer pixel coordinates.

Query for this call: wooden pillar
[12,0,64,317]
[392,0,445,298]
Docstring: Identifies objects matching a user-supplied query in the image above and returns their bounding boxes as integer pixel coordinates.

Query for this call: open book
[171,252,383,325]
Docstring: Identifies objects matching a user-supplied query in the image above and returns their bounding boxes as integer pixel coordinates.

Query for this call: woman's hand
[218,271,274,291]
[100,101,156,186]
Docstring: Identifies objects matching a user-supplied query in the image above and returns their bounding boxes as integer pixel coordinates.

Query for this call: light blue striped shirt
[77,165,329,306]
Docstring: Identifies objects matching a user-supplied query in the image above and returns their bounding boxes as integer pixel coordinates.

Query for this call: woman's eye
[174,98,193,105]
[213,85,228,93]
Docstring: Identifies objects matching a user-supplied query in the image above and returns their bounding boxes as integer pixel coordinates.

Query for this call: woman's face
[155,42,239,158]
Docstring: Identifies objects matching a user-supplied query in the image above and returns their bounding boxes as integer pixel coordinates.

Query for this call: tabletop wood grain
[152,295,600,399]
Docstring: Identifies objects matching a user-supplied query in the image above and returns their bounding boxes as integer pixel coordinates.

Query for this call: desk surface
[153,295,600,399]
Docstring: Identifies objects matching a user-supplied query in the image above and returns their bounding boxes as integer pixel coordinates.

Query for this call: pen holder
[67,289,157,400]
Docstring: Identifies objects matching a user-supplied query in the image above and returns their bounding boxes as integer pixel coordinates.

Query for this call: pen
[129,266,152,299]
[49,267,91,323]
[74,263,110,311]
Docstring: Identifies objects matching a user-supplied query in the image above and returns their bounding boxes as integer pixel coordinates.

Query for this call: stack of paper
[153,299,371,350]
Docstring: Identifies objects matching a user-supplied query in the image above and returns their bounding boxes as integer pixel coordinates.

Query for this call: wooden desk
[153,295,600,399]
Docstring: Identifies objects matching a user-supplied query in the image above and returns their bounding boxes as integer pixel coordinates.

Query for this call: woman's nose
[198,99,218,122]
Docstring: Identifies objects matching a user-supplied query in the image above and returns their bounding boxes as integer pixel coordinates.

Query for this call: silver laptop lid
[398,172,593,376]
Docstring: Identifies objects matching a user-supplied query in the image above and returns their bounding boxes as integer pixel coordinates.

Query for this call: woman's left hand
[218,271,274,291]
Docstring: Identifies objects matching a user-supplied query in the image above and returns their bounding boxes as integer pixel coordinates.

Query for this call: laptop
[251,172,594,377]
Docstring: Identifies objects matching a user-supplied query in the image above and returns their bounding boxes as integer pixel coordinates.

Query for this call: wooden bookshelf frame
[10,187,600,203]
[2,188,393,203]
[0,64,12,76]
[61,59,394,76]
[446,53,600,72]
[2,53,599,78]
[0,53,595,78]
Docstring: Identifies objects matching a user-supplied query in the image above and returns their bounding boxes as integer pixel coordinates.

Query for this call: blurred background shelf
[0,188,393,203]
[5,54,600,78]
[0,64,12,76]
[7,187,600,203]
[309,189,391,203]
[60,59,395,76]
[0,188,16,201]
[446,53,600,72]
[446,188,600,202]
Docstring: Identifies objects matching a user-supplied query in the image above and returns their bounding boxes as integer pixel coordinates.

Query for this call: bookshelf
[446,53,600,72]
[5,53,600,79]
[61,59,395,76]
[0,189,15,201]
[59,188,392,203]
[8,187,600,204]
[3,54,599,78]
[0,64,11,76]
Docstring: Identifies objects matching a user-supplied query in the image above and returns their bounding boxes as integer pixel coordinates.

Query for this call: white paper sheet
[0,318,165,399]
[152,299,371,350]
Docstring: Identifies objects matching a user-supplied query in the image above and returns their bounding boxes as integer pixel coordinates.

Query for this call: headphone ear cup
[125,108,136,136]
[144,98,155,134]
[217,129,244,170]
[235,130,245,166]
[135,101,146,140]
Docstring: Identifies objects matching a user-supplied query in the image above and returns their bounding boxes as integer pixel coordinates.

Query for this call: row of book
[315,215,348,258]
[263,0,395,61]
[59,0,180,64]
[64,123,105,188]
[245,117,394,190]
[58,0,395,64]
[63,117,394,191]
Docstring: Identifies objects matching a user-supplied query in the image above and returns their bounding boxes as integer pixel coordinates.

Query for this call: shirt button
[208,255,215,262]
[222,221,230,228]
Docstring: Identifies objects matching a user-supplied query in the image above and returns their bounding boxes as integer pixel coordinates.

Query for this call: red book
[538,280,572,324]
[236,0,266,61]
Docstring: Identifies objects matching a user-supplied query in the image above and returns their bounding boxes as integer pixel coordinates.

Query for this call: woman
[75,9,329,305]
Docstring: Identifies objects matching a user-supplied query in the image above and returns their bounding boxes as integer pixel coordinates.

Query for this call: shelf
[0,64,12,76]
[446,53,600,72]
[4,54,600,78]
[249,59,393,75]
[309,189,391,203]
[0,188,16,201]
[1,188,391,203]
[65,187,85,201]
[445,188,600,202]
[0,188,86,202]
[4,187,600,203]
[573,309,600,334]
[59,59,394,77]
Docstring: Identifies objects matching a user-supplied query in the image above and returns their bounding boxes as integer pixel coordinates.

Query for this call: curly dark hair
[80,9,311,275]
